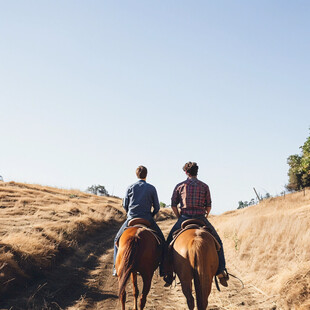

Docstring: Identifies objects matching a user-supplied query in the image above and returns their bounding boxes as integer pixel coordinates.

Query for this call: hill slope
[212,188,310,309]
[0,181,125,297]
[0,182,309,309]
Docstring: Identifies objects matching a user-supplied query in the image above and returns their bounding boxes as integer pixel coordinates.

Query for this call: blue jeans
[166,214,226,275]
[113,217,165,267]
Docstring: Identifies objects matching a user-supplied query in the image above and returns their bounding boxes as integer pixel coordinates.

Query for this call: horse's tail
[118,234,139,298]
[189,232,209,310]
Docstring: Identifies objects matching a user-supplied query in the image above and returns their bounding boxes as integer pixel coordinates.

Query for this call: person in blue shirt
[113,165,165,276]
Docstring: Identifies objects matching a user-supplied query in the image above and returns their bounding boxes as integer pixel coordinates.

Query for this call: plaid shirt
[171,177,211,216]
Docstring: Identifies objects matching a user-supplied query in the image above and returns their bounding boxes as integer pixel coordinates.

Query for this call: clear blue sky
[1,1,309,214]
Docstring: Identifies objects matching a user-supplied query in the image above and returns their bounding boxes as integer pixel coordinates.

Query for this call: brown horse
[172,226,219,310]
[115,222,161,310]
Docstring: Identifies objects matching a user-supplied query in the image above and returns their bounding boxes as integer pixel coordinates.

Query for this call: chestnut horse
[172,227,219,310]
[115,224,161,310]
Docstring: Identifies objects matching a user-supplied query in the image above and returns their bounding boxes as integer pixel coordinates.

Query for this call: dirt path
[0,219,279,310]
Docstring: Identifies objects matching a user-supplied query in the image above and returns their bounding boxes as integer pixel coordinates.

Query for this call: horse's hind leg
[139,273,152,310]
[131,272,139,310]
[179,277,194,310]
[120,290,126,310]
[175,261,194,310]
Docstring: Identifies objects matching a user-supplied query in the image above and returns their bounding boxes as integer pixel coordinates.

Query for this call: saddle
[170,219,221,251]
[116,218,162,247]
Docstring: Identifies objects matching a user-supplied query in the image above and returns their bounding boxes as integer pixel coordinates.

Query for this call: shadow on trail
[0,221,122,310]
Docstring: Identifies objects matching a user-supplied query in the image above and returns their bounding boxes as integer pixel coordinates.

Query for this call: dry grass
[1,181,309,309]
[0,181,125,295]
[211,188,310,310]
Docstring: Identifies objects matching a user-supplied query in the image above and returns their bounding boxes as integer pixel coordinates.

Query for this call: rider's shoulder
[197,179,209,188]
[145,182,157,191]
[174,180,187,189]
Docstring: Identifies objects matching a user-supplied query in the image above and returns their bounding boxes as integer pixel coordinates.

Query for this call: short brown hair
[136,166,147,179]
[183,162,198,176]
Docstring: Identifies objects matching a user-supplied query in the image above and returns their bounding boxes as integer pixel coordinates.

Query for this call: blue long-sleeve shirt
[123,180,160,220]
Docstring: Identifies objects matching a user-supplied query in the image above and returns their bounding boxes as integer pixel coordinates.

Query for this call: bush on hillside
[286,129,310,191]
[87,184,109,196]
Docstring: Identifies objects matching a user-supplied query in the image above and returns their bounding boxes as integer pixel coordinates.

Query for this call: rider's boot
[217,269,229,287]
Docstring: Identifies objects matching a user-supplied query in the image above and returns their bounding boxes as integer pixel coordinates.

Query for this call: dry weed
[211,188,310,309]
[0,181,124,296]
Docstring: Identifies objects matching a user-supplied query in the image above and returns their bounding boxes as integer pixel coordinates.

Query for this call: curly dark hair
[136,165,148,179]
[183,162,198,176]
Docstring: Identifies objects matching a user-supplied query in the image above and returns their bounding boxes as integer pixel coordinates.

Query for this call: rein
[214,272,244,292]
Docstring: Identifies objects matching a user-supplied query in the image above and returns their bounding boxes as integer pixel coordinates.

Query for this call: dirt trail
[0,219,278,310]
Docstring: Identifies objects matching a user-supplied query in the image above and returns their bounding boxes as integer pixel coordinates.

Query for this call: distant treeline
[238,128,310,209]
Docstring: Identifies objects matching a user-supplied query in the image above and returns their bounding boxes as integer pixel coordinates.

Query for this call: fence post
[253,187,261,202]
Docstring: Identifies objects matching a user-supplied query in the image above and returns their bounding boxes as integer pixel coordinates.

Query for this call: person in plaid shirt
[164,162,229,287]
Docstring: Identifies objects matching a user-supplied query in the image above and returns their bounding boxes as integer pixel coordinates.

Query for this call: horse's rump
[117,226,161,298]
[173,228,218,310]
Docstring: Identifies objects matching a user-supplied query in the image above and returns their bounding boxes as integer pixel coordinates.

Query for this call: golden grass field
[0,181,125,297]
[0,181,309,309]
[211,188,310,310]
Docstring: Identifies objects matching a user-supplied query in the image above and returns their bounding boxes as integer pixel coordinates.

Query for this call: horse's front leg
[131,271,139,310]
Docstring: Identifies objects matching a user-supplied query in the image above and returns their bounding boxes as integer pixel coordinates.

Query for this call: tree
[237,201,249,209]
[87,185,109,196]
[237,197,257,209]
[286,130,310,191]
[249,198,255,205]
[264,193,271,199]
[237,201,245,209]
[160,202,167,208]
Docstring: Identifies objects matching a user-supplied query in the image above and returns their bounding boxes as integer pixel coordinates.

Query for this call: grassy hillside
[0,181,125,296]
[211,188,310,310]
[1,182,309,309]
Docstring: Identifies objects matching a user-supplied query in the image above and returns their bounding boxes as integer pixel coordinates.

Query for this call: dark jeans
[166,214,226,275]
[113,217,165,268]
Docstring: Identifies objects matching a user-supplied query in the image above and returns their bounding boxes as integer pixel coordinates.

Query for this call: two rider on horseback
[113,162,229,287]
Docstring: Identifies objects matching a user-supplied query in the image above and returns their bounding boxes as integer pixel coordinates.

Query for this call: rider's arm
[152,187,160,217]
[206,206,211,217]
[171,184,181,218]
[171,205,180,218]
[205,185,212,217]
[123,188,130,213]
